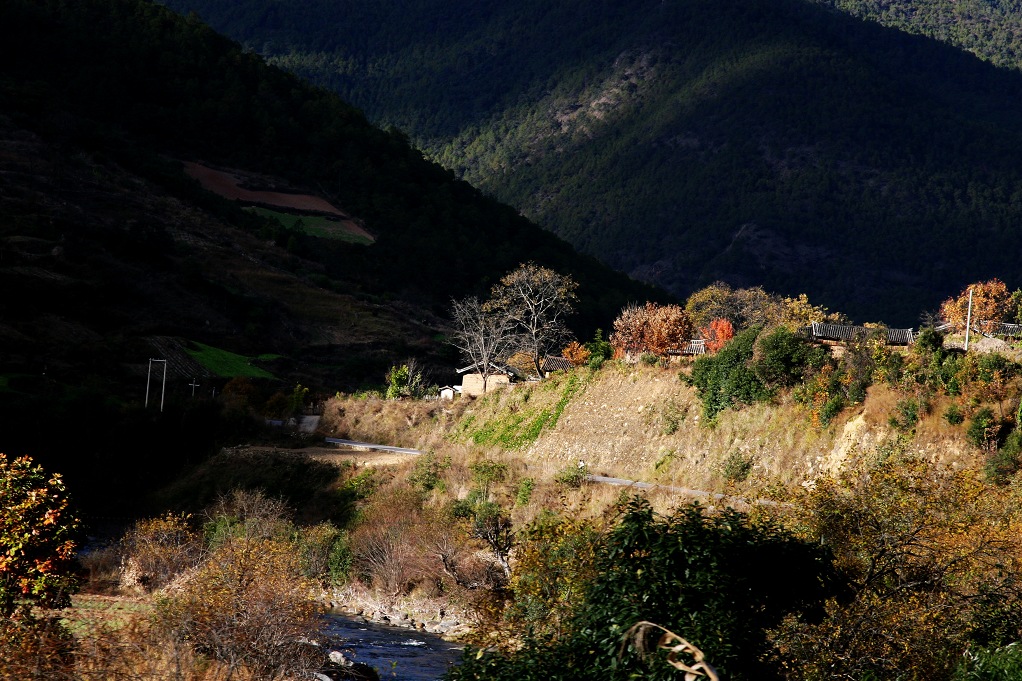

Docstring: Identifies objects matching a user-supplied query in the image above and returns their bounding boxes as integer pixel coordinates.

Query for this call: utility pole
[964,288,974,352]
[146,359,167,412]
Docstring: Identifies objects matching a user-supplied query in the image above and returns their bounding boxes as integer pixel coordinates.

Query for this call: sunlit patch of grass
[61,595,152,635]
[245,207,372,244]
[459,373,585,450]
[185,341,278,379]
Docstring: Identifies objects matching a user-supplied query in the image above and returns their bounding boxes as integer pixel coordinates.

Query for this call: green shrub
[554,462,589,488]
[659,398,686,435]
[449,499,837,681]
[294,522,351,585]
[889,397,920,432]
[986,430,1022,485]
[584,329,614,370]
[408,453,451,493]
[968,408,1000,450]
[915,327,946,354]
[515,477,535,507]
[945,404,965,425]
[326,532,353,585]
[752,326,829,389]
[954,642,1022,680]
[639,352,658,366]
[686,326,768,423]
[719,451,753,484]
[470,460,509,496]
[820,394,845,425]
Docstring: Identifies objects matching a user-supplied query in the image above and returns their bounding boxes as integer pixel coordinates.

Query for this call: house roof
[456,362,508,374]
[988,322,1022,338]
[666,339,705,355]
[542,356,574,372]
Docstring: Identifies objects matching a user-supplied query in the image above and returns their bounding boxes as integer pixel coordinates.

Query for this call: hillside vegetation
[164,0,1022,324]
[9,284,1022,678]
[307,321,1022,679]
[0,0,662,511]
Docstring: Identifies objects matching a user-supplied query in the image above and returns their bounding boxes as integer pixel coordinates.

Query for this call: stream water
[322,615,464,681]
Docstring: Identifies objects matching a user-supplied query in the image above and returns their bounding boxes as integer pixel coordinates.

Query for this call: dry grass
[324,364,984,520]
[321,394,470,451]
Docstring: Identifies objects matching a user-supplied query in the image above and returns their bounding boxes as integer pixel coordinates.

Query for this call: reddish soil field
[182,162,374,242]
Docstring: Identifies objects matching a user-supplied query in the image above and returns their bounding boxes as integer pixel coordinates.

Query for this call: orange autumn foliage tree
[940,279,1012,334]
[562,341,591,367]
[610,302,694,358]
[646,304,693,357]
[610,303,649,356]
[701,318,735,354]
[0,454,79,617]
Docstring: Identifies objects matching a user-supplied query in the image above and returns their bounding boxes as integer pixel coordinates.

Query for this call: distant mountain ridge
[160,0,1022,325]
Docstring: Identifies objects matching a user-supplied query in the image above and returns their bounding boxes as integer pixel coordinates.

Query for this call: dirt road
[243,445,419,468]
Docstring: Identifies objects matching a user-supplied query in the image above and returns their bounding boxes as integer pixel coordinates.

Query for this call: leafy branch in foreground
[0,453,79,617]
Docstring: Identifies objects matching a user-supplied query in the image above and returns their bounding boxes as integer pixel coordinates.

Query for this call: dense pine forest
[162,0,1022,324]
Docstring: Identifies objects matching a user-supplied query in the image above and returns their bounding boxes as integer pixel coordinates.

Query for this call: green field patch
[245,206,372,244]
[185,341,279,379]
[459,373,583,450]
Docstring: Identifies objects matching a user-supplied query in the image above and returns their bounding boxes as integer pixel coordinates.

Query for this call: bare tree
[488,262,579,377]
[450,296,515,393]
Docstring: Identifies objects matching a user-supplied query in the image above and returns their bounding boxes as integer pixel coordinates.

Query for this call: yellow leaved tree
[940,279,1012,334]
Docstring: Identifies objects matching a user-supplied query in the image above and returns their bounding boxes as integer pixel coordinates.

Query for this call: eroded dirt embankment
[318,364,981,496]
[517,364,981,492]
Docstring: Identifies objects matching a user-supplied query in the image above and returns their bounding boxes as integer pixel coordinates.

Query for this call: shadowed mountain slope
[162,0,1022,324]
[0,0,659,397]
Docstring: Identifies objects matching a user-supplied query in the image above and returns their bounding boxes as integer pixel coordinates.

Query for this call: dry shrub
[78,543,123,595]
[0,614,74,681]
[120,514,204,593]
[294,522,350,586]
[774,457,1022,680]
[156,536,321,680]
[69,613,191,680]
[70,607,310,681]
[349,487,434,593]
[203,489,293,545]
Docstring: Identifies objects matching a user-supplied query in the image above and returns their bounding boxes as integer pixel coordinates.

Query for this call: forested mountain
[161,0,1022,324]
[0,0,656,385]
[815,0,1022,70]
[0,0,664,506]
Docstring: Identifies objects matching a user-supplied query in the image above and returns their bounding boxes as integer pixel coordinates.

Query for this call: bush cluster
[450,499,836,681]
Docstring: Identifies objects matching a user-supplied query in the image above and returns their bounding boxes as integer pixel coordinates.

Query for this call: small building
[681,339,706,355]
[460,372,510,397]
[438,385,461,400]
[805,322,915,357]
[456,362,512,397]
[807,322,915,346]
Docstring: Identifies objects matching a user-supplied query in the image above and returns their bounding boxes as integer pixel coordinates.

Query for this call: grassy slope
[321,362,982,500]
